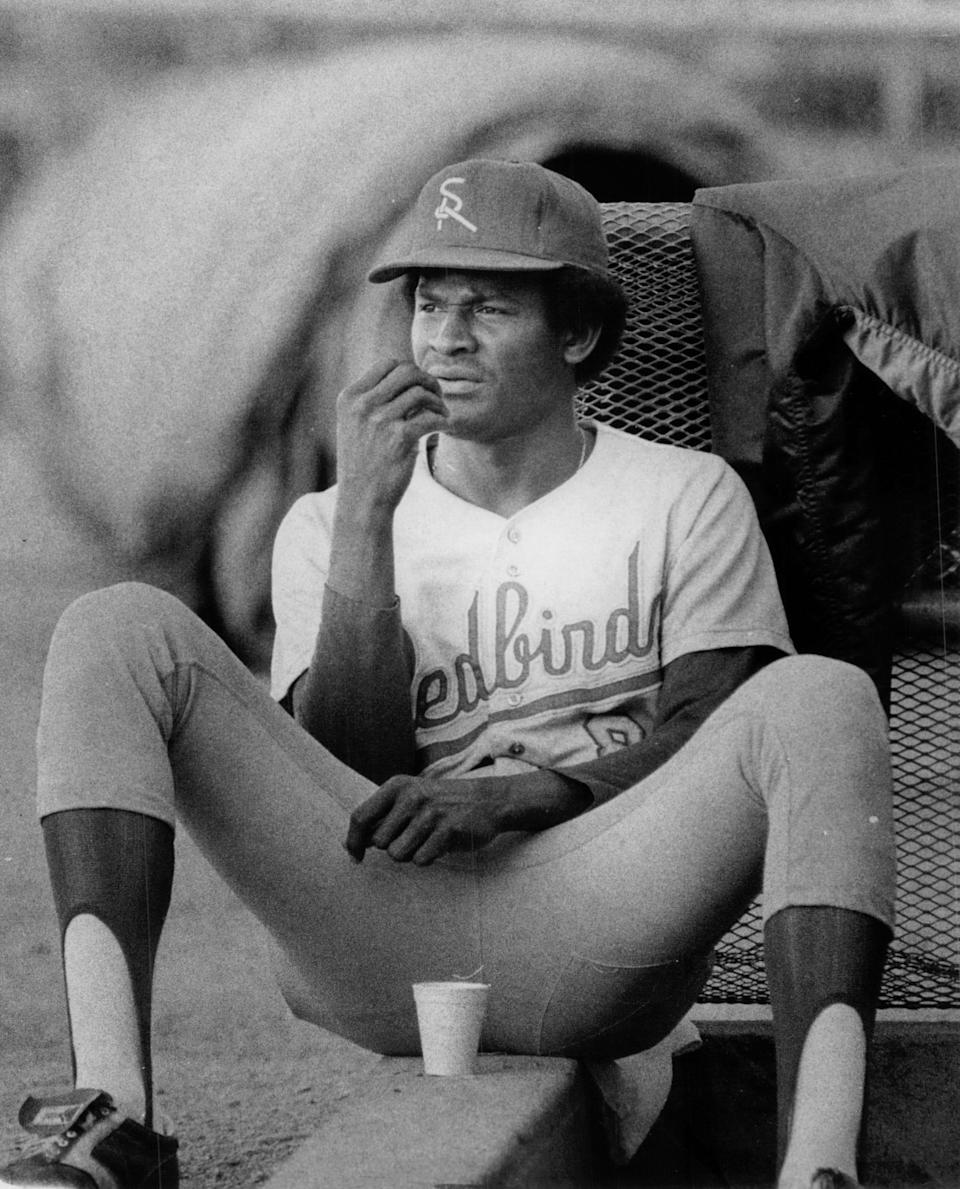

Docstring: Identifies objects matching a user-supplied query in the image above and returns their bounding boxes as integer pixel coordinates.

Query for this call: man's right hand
[335,359,448,514]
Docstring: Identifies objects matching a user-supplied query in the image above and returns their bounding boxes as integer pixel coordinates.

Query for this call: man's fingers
[385,362,442,400]
[344,778,494,867]
[410,830,452,867]
[393,384,448,423]
[385,815,438,863]
[342,360,441,406]
[370,797,429,852]
[344,784,398,862]
[367,362,439,404]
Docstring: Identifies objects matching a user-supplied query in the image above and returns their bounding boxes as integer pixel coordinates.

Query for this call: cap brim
[368,247,569,284]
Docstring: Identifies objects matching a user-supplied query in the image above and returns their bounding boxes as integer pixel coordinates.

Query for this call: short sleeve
[270,494,333,703]
[660,459,794,664]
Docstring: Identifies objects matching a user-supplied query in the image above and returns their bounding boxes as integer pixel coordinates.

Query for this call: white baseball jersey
[271,422,794,779]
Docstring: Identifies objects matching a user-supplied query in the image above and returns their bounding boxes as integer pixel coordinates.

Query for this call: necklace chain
[575,425,589,472]
[429,426,589,481]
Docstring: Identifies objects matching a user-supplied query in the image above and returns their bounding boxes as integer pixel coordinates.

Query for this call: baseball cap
[368,158,609,283]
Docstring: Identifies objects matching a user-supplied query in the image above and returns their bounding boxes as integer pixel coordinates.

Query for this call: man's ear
[562,323,602,366]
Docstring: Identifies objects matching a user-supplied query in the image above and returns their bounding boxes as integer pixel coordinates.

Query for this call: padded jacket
[690,168,960,707]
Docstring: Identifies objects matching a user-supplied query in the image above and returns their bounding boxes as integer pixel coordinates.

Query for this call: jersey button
[507,526,521,544]
[508,742,525,756]
[507,693,522,707]
[507,564,520,577]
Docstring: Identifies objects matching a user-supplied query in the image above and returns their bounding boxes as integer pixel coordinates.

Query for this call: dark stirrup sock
[42,808,175,1129]
[764,905,891,1167]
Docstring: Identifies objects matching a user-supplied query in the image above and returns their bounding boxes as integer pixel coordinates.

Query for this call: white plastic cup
[412,981,490,1075]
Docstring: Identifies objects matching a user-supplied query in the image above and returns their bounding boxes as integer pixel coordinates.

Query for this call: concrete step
[263,1054,605,1188]
[264,1017,960,1189]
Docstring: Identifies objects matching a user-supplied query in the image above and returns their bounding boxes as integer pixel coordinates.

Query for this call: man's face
[410,269,575,444]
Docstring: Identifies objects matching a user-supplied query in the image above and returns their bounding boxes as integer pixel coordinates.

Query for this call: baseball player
[1,159,893,1189]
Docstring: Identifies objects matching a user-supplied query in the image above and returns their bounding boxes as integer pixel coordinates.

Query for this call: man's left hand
[344,775,508,866]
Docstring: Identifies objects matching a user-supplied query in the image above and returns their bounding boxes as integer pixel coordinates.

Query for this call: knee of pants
[730,654,892,828]
[50,582,193,657]
[748,653,885,734]
[745,654,894,860]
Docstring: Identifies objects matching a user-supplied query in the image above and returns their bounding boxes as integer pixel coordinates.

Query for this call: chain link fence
[578,201,959,1009]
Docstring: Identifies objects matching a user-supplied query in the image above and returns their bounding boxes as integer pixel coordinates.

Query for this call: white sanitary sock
[64,914,149,1125]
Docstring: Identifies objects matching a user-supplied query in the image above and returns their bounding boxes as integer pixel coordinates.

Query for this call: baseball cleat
[0,1089,178,1188]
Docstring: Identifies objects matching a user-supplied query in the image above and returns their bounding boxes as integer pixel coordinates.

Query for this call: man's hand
[344,769,593,866]
[345,775,509,866]
[335,358,448,514]
[326,358,449,606]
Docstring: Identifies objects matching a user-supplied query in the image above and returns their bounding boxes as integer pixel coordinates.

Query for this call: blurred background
[0,0,958,668]
[0,3,957,1185]
[3,0,960,204]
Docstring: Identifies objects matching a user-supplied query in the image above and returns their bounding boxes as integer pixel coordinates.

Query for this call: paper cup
[412,981,490,1075]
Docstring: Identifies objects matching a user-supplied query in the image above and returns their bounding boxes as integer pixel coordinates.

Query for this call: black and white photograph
[0,3,956,1187]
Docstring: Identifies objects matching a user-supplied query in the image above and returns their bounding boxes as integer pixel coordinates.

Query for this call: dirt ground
[0,804,380,1187]
[0,548,379,1187]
